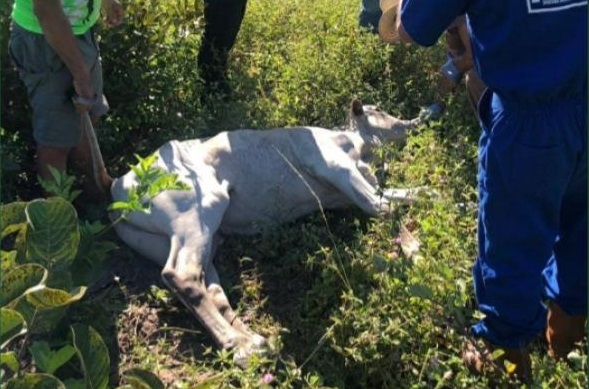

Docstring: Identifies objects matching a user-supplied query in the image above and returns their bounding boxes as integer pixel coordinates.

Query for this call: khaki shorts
[8,23,109,148]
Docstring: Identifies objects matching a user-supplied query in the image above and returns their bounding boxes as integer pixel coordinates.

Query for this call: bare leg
[37,115,110,202]
[36,145,70,197]
[37,145,69,181]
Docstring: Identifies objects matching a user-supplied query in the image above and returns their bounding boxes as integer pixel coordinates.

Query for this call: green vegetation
[1,0,586,387]
[0,160,187,388]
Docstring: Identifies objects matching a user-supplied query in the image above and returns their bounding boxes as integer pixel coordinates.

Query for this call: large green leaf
[0,308,26,348]
[1,202,27,239]
[25,198,80,269]
[25,285,87,310]
[1,263,47,307]
[5,373,66,389]
[121,368,165,389]
[9,285,87,334]
[11,298,66,335]
[71,325,110,389]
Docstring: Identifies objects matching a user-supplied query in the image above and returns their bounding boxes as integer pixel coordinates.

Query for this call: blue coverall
[400,0,587,349]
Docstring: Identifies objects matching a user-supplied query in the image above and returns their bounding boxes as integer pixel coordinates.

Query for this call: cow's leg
[204,269,258,338]
[205,260,268,347]
[205,234,269,363]
[380,186,438,205]
[161,234,249,349]
[309,151,390,215]
[355,161,429,210]
[381,187,422,205]
[356,160,379,187]
[156,182,266,366]
[113,221,170,266]
[162,234,268,367]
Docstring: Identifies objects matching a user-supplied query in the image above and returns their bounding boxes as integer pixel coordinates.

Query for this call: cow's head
[349,99,420,145]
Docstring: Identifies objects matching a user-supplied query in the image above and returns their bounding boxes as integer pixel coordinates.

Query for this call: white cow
[104,99,422,365]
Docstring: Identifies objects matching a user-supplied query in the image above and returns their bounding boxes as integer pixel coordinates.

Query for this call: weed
[1,0,585,387]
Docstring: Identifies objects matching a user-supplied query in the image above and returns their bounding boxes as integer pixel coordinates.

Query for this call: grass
[0,0,586,387]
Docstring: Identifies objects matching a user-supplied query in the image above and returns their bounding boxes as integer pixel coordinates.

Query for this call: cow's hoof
[377,202,392,215]
[233,335,270,368]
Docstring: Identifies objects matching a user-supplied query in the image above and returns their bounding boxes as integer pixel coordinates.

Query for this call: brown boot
[546,302,587,360]
[462,339,532,385]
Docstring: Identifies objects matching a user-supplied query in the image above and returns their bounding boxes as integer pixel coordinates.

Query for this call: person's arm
[33,0,94,109]
[396,0,415,44]
[453,19,473,73]
[396,0,469,47]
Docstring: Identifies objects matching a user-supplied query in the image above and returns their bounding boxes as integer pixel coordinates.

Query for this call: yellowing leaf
[504,360,517,374]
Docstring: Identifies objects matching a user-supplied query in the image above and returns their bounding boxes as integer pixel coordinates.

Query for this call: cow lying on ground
[102,99,423,366]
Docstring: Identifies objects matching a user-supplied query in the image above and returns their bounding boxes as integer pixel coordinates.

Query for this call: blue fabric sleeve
[400,0,469,47]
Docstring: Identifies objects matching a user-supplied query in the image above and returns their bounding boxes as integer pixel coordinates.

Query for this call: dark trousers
[198,0,248,87]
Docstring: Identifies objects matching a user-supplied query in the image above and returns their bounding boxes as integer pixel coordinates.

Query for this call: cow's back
[197,128,356,233]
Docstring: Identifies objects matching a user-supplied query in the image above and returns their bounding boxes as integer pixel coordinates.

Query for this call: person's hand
[103,0,124,27]
[445,16,473,73]
[438,65,460,95]
[72,75,95,113]
[439,57,463,85]
[419,102,445,122]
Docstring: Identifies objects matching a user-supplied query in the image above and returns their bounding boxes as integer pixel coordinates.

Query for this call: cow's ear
[351,99,364,117]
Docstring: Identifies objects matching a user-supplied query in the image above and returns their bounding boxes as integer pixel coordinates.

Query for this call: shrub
[1,0,585,388]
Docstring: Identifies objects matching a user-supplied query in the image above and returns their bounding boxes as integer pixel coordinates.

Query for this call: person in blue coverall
[376,1,486,121]
[380,0,587,383]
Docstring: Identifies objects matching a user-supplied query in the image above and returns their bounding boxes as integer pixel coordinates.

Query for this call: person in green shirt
[9,0,124,200]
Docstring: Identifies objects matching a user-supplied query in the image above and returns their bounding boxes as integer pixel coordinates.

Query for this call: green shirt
[12,0,102,35]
